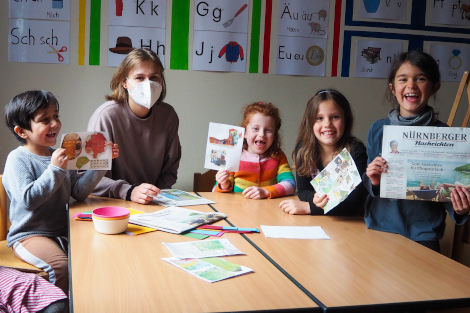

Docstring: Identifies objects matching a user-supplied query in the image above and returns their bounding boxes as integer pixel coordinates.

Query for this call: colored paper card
[237,228,259,232]
[190,230,223,237]
[89,0,101,66]
[170,0,190,70]
[183,233,209,240]
[249,0,262,73]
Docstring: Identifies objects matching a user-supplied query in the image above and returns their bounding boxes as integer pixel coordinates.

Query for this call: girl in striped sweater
[214,102,295,199]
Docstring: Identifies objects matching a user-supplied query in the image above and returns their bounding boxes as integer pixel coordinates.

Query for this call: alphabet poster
[428,43,470,82]
[108,0,166,67]
[356,0,409,21]
[275,0,329,76]
[9,19,70,64]
[354,39,404,78]
[430,0,470,27]
[8,0,70,64]
[193,0,249,72]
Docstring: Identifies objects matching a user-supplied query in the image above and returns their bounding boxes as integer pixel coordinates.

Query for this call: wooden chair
[447,71,470,263]
[193,170,217,192]
[0,174,48,278]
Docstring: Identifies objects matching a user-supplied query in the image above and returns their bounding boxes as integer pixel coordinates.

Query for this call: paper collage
[310,148,362,214]
[380,125,470,202]
[204,122,244,172]
[60,131,112,170]
[162,257,253,283]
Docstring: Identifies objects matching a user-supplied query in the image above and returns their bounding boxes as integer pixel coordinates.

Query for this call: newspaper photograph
[380,125,470,202]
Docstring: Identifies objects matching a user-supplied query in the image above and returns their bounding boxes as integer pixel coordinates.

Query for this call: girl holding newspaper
[364,51,469,252]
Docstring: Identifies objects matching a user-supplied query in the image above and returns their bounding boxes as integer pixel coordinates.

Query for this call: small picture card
[60,131,111,170]
[204,122,244,172]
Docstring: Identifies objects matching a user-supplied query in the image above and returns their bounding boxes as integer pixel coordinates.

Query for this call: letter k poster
[193,0,249,72]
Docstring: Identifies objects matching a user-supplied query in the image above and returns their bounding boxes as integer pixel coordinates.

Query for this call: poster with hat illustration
[108,26,166,67]
[107,0,167,67]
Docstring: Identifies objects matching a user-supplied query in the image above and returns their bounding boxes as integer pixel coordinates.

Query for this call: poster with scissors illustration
[60,131,112,170]
[204,123,244,172]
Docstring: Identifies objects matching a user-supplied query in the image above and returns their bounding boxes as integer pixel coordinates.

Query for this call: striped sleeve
[213,172,235,193]
[0,267,67,313]
[264,151,296,198]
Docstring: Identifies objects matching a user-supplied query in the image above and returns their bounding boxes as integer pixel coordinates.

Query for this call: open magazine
[129,207,227,234]
[150,189,215,207]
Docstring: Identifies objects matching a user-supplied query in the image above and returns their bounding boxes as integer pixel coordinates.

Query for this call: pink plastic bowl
[92,207,130,219]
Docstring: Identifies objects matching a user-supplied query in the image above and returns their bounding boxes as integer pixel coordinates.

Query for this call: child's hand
[366,156,387,186]
[313,193,328,209]
[216,170,231,190]
[51,148,68,169]
[450,186,470,215]
[129,183,161,204]
[279,199,311,214]
[108,141,119,159]
[242,186,269,199]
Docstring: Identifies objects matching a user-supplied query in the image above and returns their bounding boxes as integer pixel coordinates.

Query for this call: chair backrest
[448,71,470,264]
[0,174,9,241]
[193,170,217,192]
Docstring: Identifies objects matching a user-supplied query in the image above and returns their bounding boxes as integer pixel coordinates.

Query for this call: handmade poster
[193,0,249,72]
[428,43,470,82]
[9,19,70,64]
[354,39,405,78]
[276,0,329,76]
[204,123,244,172]
[380,125,470,202]
[310,148,362,214]
[60,131,111,170]
[107,0,166,67]
[162,257,253,283]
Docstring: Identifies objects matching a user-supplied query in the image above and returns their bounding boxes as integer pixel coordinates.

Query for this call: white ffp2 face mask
[126,79,162,109]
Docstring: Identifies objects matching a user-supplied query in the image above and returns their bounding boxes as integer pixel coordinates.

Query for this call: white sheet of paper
[260,225,330,239]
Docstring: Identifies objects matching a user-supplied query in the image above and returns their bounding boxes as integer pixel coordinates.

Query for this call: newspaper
[310,148,362,213]
[380,125,470,202]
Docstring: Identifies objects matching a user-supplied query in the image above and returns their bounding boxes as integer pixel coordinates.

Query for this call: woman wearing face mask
[88,48,181,204]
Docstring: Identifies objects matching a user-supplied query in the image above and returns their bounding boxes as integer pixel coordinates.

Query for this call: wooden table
[199,192,470,312]
[68,196,317,313]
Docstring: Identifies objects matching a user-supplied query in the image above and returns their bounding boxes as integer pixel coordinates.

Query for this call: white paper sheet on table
[260,225,330,239]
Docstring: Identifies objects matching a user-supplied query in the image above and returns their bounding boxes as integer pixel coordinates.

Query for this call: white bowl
[92,215,129,235]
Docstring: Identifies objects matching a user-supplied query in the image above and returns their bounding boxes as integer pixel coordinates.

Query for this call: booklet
[204,122,244,172]
[60,131,111,170]
[162,257,253,283]
[310,148,362,213]
[150,189,215,207]
[162,238,244,259]
[380,125,470,202]
[128,207,227,234]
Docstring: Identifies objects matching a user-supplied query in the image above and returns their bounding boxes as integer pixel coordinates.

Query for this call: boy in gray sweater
[3,90,119,294]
